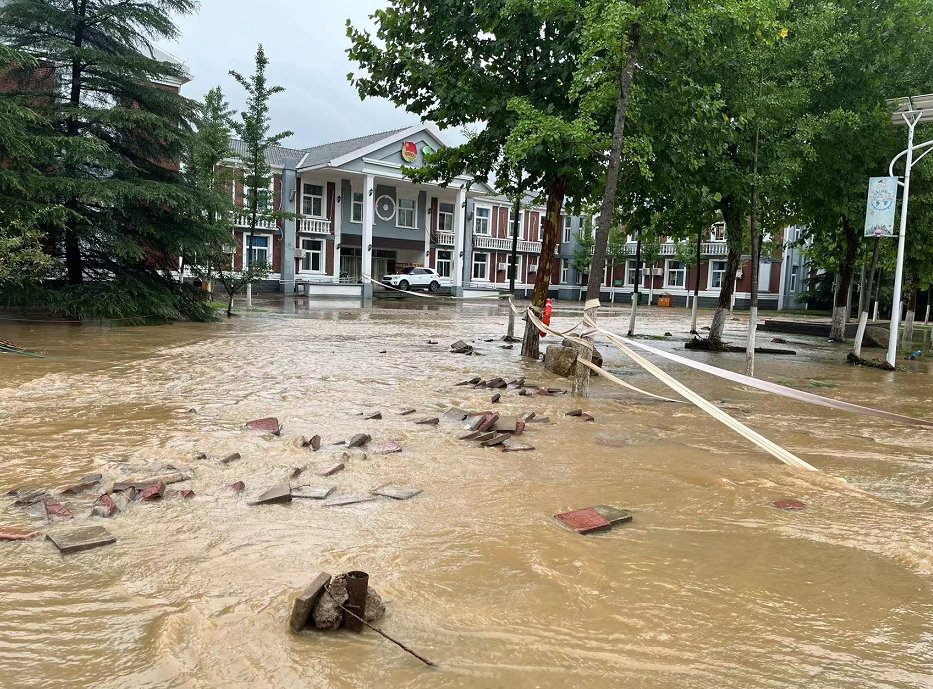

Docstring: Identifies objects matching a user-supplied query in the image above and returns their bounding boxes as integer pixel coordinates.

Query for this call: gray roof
[227,127,409,169]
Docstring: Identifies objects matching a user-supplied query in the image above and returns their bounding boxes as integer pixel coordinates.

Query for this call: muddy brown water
[1,299,932,689]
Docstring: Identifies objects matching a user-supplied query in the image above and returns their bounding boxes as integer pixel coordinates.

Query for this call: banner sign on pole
[864,176,898,237]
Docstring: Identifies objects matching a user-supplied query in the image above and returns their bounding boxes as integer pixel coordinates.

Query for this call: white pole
[887,114,918,367]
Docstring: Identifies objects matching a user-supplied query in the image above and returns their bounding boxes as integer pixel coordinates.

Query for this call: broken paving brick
[579,414,595,422]
[371,485,422,500]
[536,389,554,397]
[179,490,196,499]
[373,441,403,454]
[772,499,807,511]
[501,440,535,452]
[246,417,281,435]
[566,409,584,417]
[415,417,439,425]
[46,525,116,554]
[0,528,41,541]
[450,340,474,354]
[250,484,292,505]
[397,408,417,416]
[501,345,513,350]
[316,463,345,477]
[442,407,469,422]
[459,431,483,441]
[292,436,312,449]
[547,388,564,394]
[473,432,498,443]
[347,433,371,449]
[13,488,47,506]
[492,415,518,433]
[427,340,439,344]
[56,474,103,495]
[481,433,511,447]
[292,486,334,500]
[310,435,321,452]
[476,412,500,433]
[491,393,501,404]
[289,572,332,633]
[220,452,242,465]
[94,494,117,518]
[322,494,377,507]
[139,483,165,501]
[229,481,246,494]
[514,421,525,436]
[363,412,383,420]
[527,416,550,424]
[522,411,536,422]
[554,508,612,535]
[591,505,633,526]
[45,500,73,521]
[518,389,531,396]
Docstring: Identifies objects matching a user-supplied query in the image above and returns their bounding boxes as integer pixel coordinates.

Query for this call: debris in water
[415,417,439,425]
[180,490,195,499]
[372,484,422,500]
[312,572,386,630]
[459,431,483,440]
[491,393,501,403]
[250,484,293,505]
[220,452,242,465]
[0,528,41,541]
[450,340,475,355]
[477,412,500,432]
[772,499,807,511]
[554,508,612,535]
[501,440,535,452]
[292,486,334,500]
[373,441,403,454]
[93,494,117,518]
[45,500,73,521]
[139,483,165,501]
[46,525,116,554]
[442,407,469,423]
[492,415,518,432]
[347,433,371,448]
[322,494,377,507]
[229,481,245,494]
[310,435,321,452]
[522,411,536,422]
[501,344,513,350]
[579,413,595,422]
[364,411,383,420]
[592,505,633,526]
[316,462,345,477]
[427,340,439,344]
[289,571,333,633]
[481,433,511,447]
[56,474,103,495]
[246,417,281,435]
[397,408,417,416]
[566,409,583,417]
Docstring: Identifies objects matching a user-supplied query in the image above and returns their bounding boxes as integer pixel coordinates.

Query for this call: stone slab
[442,407,469,422]
[289,571,332,633]
[364,412,383,420]
[139,482,165,501]
[501,440,535,452]
[249,484,292,506]
[292,486,334,500]
[309,435,321,452]
[592,505,633,526]
[481,433,511,447]
[477,412,499,432]
[347,433,370,448]
[373,441,403,454]
[372,485,422,500]
[246,417,281,435]
[554,508,612,535]
[46,525,116,554]
[322,494,377,507]
[490,393,501,403]
[492,416,518,432]
[474,432,497,443]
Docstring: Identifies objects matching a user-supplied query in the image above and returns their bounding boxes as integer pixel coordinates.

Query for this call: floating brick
[554,508,611,534]
[246,417,281,435]
[592,505,633,526]
[772,499,807,511]
[415,417,439,425]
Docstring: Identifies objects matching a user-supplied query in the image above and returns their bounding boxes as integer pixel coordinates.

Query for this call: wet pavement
[1,296,932,688]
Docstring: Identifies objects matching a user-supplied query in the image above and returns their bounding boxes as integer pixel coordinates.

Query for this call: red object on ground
[772,499,807,511]
[229,481,245,494]
[554,508,612,534]
[139,483,165,501]
[514,421,525,436]
[0,528,41,541]
[246,417,281,435]
[180,490,195,499]
[540,299,553,337]
[96,494,117,517]
[45,500,73,520]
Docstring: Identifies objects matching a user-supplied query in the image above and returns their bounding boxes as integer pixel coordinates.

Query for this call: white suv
[382,267,450,292]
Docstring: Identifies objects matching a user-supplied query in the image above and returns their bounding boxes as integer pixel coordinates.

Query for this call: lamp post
[885,94,933,366]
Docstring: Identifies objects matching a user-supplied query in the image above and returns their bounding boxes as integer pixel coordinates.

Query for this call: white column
[452,185,467,295]
[362,174,375,297]
[423,190,431,268]
[333,180,342,281]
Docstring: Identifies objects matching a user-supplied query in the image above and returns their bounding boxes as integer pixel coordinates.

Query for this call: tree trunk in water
[853,237,881,357]
[628,236,642,336]
[903,286,917,342]
[572,22,640,396]
[522,175,567,359]
[873,268,883,322]
[829,215,858,341]
[708,199,742,344]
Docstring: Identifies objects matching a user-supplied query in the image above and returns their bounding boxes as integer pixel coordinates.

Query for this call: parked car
[382,267,450,292]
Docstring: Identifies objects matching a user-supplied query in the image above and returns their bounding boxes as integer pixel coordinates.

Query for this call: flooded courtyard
[1,298,932,689]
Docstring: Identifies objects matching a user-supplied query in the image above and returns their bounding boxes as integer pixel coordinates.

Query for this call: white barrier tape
[584,317,933,429]
[525,307,588,340]
[584,299,601,311]
[576,358,684,404]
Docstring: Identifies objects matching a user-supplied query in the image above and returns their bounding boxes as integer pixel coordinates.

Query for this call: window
[666,260,686,288]
[711,223,726,241]
[438,204,453,232]
[351,192,364,223]
[300,238,324,273]
[472,252,489,281]
[562,216,573,243]
[244,180,273,211]
[790,265,799,292]
[505,255,523,280]
[626,260,645,286]
[397,197,417,228]
[710,260,727,288]
[246,235,270,266]
[474,207,491,235]
[560,259,569,285]
[302,183,324,218]
[507,208,524,237]
[527,257,538,278]
[436,250,452,277]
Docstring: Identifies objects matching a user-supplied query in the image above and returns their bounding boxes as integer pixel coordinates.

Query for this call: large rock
[312,573,386,630]
[863,326,890,349]
[561,339,603,368]
[544,345,578,377]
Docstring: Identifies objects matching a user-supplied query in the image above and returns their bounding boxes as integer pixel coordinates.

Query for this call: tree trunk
[64,6,87,284]
[829,215,858,341]
[708,199,743,344]
[744,122,761,376]
[853,237,881,357]
[873,268,883,321]
[573,22,641,396]
[648,265,654,306]
[506,190,522,340]
[690,228,701,334]
[521,175,567,359]
[628,235,642,336]
[903,285,917,342]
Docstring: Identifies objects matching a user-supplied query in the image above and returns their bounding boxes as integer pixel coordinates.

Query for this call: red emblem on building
[402,141,418,162]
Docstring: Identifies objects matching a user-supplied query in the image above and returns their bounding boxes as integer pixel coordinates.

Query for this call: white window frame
[562,216,573,243]
[506,208,525,238]
[472,252,489,282]
[436,249,452,278]
[790,264,798,292]
[396,196,418,229]
[301,182,325,218]
[503,254,523,281]
[243,176,275,212]
[666,259,686,288]
[243,233,272,267]
[299,237,325,274]
[709,259,728,289]
[473,205,492,235]
[560,259,569,285]
[711,223,726,241]
[350,190,364,224]
[438,206,454,233]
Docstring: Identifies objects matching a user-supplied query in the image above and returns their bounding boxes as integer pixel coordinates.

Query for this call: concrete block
[554,508,611,535]
[592,505,633,526]
[372,485,422,500]
[250,484,292,505]
[292,486,334,500]
[46,525,116,554]
[289,571,332,633]
[347,434,370,449]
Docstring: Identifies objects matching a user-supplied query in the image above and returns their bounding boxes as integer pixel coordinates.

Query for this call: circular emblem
[402,141,418,163]
[375,195,396,221]
[422,145,434,156]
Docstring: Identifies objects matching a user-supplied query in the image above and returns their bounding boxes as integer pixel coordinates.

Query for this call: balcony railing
[621,240,729,257]
[234,213,277,231]
[435,231,455,246]
[473,234,542,254]
[298,216,332,234]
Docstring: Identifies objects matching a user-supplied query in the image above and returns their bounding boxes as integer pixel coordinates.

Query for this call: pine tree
[0,0,225,321]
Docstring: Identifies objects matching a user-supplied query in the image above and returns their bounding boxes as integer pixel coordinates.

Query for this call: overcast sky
[167,0,466,149]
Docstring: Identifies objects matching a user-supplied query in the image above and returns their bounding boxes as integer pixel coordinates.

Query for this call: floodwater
[1,298,932,689]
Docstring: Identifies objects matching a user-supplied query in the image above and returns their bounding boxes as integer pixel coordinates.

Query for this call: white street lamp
[885,94,933,367]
